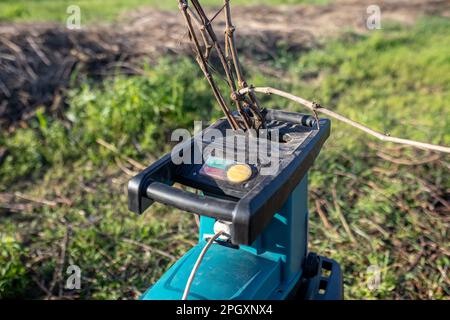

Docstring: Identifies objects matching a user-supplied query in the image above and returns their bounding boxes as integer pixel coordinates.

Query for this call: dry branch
[96,138,146,170]
[238,86,450,154]
[331,186,356,243]
[178,0,266,132]
[122,238,176,261]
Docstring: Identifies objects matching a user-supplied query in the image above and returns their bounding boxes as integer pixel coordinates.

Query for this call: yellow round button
[226,164,252,183]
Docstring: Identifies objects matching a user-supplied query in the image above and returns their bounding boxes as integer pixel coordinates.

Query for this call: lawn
[0,3,448,299]
[0,0,328,23]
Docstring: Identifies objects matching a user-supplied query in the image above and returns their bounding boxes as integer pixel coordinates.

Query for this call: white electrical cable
[182,231,225,300]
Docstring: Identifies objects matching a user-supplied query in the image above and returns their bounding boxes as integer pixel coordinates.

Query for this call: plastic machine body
[128,110,343,300]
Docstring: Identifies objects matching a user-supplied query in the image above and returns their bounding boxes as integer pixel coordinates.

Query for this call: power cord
[182,230,225,300]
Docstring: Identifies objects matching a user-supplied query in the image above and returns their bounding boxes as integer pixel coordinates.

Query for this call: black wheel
[303,252,320,279]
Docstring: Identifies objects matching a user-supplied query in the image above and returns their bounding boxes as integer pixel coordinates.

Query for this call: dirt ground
[0,0,449,128]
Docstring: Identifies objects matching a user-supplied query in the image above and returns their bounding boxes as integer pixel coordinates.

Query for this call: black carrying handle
[146,182,235,221]
[265,109,317,127]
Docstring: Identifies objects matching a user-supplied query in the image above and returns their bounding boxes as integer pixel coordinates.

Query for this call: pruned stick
[223,0,266,129]
[190,0,253,131]
[238,86,450,154]
[224,0,244,87]
[186,6,212,59]
[178,0,239,130]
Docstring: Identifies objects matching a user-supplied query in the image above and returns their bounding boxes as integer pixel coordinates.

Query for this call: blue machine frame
[142,175,341,300]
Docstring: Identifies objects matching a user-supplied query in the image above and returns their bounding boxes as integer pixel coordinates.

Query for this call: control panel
[128,110,330,245]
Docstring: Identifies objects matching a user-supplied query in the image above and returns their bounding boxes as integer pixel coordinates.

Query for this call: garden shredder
[127,0,343,300]
[128,110,343,300]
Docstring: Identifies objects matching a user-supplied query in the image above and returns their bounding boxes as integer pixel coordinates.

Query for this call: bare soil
[0,0,448,128]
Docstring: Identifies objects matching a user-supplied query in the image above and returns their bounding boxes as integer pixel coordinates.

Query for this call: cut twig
[115,158,138,176]
[360,218,390,238]
[32,276,54,298]
[26,36,51,66]
[96,138,146,170]
[0,78,11,97]
[414,176,450,211]
[14,191,57,207]
[238,86,450,154]
[49,227,70,297]
[122,238,176,261]
[331,186,356,243]
[314,199,333,230]
[375,150,440,165]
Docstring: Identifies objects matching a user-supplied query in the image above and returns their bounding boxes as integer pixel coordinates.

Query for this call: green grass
[260,18,450,299]
[0,17,449,299]
[0,0,328,23]
[0,59,216,299]
[0,235,28,298]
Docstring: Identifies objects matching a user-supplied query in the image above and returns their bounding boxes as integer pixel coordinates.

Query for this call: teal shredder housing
[141,176,310,300]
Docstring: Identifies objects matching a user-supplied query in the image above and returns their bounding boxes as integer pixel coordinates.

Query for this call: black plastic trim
[128,109,330,245]
[146,182,235,221]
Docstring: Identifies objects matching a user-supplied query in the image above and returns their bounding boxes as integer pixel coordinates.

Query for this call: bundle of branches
[177,0,268,132]
[177,0,450,153]
[0,24,164,130]
[0,26,114,129]
[0,5,323,132]
[0,15,307,131]
[2,0,447,132]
